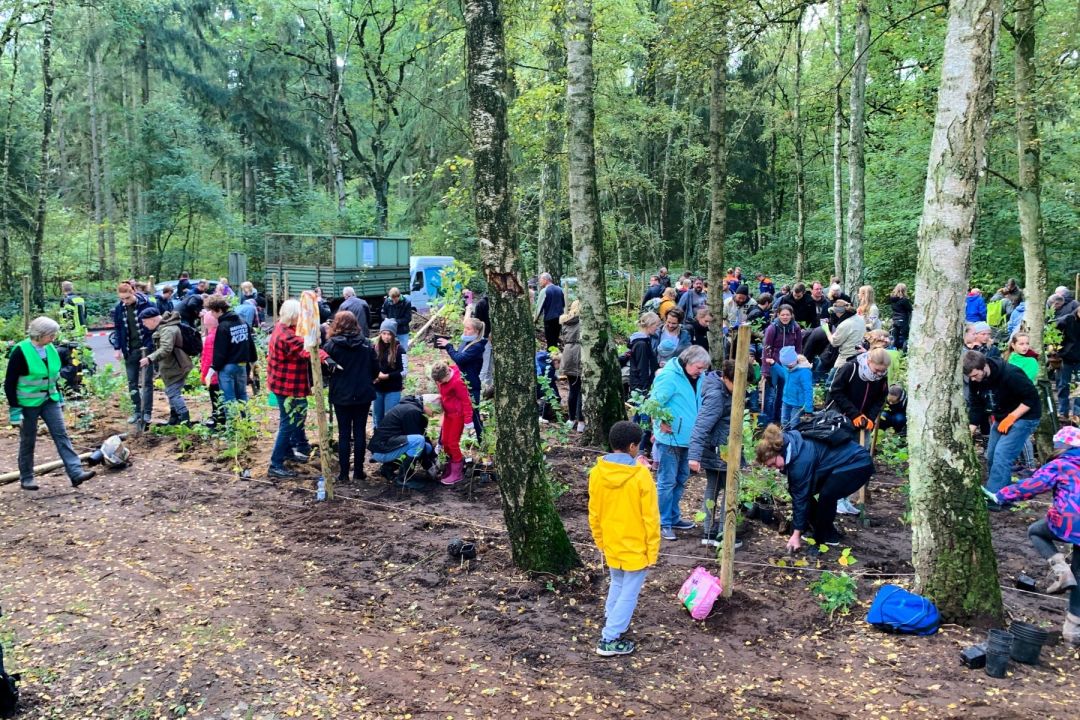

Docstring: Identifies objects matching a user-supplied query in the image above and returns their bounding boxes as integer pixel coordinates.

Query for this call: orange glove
[997,413,1019,435]
[853,415,871,429]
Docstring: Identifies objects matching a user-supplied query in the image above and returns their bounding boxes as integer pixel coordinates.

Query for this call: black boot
[20,477,39,491]
[177,409,191,426]
[71,470,96,487]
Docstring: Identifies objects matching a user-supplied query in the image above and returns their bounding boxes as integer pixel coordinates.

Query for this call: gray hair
[279,299,301,326]
[29,316,61,341]
[679,345,711,367]
[540,272,552,283]
[342,286,356,298]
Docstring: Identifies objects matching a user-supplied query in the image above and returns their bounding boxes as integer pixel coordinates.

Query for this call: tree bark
[88,57,106,280]
[465,0,580,574]
[907,0,1003,624]
[30,0,57,309]
[706,52,728,367]
[658,73,679,257]
[326,22,347,213]
[1012,0,1052,458]
[832,0,845,282]
[793,13,807,281]
[845,0,870,291]
[565,0,627,445]
[100,80,118,277]
[537,29,564,283]
[0,25,19,295]
[122,70,141,277]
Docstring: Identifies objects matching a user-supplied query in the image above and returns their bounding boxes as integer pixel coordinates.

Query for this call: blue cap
[137,307,161,321]
[779,346,798,367]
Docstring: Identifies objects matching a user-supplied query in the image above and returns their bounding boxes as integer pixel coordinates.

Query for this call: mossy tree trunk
[566,0,627,445]
[706,50,729,367]
[907,0,1003,624]
[465,0,580,574]
[832,0,845,283]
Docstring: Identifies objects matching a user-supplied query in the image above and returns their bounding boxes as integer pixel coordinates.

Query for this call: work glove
[997,412,1020,435]
[9,407,22,427]
[852,414,874,430]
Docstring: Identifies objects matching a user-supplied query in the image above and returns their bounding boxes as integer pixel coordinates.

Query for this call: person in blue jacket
[688,359,743,549]
[436,317,487,436]
[110,281,155,424]
[755,423,873,551]
[965,287,987,322]
[651,345,710,541]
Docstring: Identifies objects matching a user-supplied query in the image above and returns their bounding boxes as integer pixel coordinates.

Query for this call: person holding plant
[431,361,472,486]
[138,308,193,426]
[755,423,873,550]
[373,319,406,428]
[651,345,709,540]
[688,360,741,549]
[6,316,96,491]
[589,420,659,657]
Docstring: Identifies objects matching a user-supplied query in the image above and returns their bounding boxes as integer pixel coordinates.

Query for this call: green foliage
[810,571,858,618]
[609,310,638,340]
[737,464,789,509]
[628,389,673,428]
[876,430,909,472]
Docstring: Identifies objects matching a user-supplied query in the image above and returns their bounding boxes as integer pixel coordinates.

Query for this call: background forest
[0,0,1076,310]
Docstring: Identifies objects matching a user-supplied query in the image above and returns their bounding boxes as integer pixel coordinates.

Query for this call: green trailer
[264,234,411,304]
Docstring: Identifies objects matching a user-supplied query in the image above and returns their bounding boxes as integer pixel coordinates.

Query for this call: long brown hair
[376,331,400,370]
[328,310,361,338]
[755,424,785,465]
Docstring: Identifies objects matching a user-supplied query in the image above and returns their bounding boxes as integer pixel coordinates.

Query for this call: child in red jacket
[432,361,471,486]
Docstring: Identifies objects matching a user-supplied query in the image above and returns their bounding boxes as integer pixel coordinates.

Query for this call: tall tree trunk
[100,82,118,277]
[122,70,140,276]
[832,0,845,282]
[566,0,626,445]
[537,29,564,282]
[793,12,807,281]
[0,26,19,295]
[465,0,580,574]
[325,23,347,213]
[845,0,870,291]
[1012,0,1052,458]
[706,52,728,367]
[658,73,680,257]
[88,57,106,280]
[907,0,1003,624]
[30,0,57,309]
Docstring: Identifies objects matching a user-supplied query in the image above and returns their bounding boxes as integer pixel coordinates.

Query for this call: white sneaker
[836,497,860,515]
[576,421,586,433]
[566,420,575,430]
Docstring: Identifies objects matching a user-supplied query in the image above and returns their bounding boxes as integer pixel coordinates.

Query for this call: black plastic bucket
[987,629,1014,653]
[1009,622,1049,665]
[985,650,1009,678]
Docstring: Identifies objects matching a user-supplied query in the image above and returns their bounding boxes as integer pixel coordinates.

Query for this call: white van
[407,256,456,311]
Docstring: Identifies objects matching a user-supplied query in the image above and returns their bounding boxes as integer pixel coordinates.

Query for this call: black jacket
[826,360,889,423]
[888,296,913,326]
[779,292,819,326]
[211,310,258,371]
[641,284,664,309]
[323,332,378,405]
[369,396,428,453]
[626,331,659,392]
[382,297,414,335]
[783,431,873,532]
[1059,312,1080,364]
[687,320,710,351]
[374,341,406,393]
[969,357,1041,423]
[179,294,204,325]
[687,372,734,470]
[473,296,492,338]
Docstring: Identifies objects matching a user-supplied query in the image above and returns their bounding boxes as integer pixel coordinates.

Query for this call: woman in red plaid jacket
[268,299,313,478]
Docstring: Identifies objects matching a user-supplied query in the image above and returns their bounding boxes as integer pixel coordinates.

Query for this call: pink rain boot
[441,461,464,486]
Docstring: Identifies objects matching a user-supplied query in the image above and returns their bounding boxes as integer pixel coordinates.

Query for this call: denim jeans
[986,417,1040,493]
[124,354,154,419]
[1058,361,1079,416]
[397,333,410,353]
[780,402,803,429]
[371,434,429,463]
[218,363,249,410]
[1028,518,1061,559]
[480,341,494,387]
[763,371,785,425]
[164,379,188,415]
[270,396,310,469]
[19,400,85,482]
[602,568,648,642]
[373,391,402,428]
[653,442,690,528]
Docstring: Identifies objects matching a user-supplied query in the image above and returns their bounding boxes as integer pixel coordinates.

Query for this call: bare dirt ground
[1,385,1078,720]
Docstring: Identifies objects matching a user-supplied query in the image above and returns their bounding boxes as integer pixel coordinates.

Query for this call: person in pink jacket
[199,309,225,428]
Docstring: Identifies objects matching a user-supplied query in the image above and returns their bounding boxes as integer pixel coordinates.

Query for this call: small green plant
[628,389,673,428]
[152,421,211,453]
[876,429,908,471]
[737,464,789,509]
[810,571,858,618]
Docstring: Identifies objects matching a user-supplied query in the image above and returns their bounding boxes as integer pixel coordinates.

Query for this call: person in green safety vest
[4,316,96,491]
[60,281,87,337]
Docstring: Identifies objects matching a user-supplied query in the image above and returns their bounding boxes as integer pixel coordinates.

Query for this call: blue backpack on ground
[865,584,940,635]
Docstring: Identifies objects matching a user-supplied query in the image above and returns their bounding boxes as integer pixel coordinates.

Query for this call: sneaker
[126,414,138,424]
[20,478,39,491]
[289,450,310,464]
[701,536,721,548]
[576,421,586,433]
[672,519,696,531]
[661,526,677,541]
[836,497,860,515]
[268,466,298,479]
[596,638,636,657]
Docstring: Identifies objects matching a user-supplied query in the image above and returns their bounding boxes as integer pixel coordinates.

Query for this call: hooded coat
[146,312,193,387]
[369,396,428,454]
[323,332,378,406]
[762,317,804,378]
[650,357,704,447]
[588,458,661,571]
[781,431,873,532]
[687,371,733,471]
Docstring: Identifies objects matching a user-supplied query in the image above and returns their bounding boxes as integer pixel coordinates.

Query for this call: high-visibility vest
[62,295,87,335]
[13,339,62,407]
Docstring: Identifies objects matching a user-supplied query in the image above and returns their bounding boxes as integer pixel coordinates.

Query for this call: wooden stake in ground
[297,290,332,498]
[271,276,279,323]
[22,275,30,329]
[720,324,750,598]
[855,429,871,527]
[283,271,290,301]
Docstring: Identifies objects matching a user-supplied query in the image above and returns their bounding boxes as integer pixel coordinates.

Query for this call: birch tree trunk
[907,0,1003,624]
[88,56,106,280]
[566,0,627,445]
[706,52,728,367]
[793,13,807,281]
[832,0,845,282]
[537,29,564,282]
[1012,0,1053,458]
[30,0,57,308]
[845,0,869,291]
[465,0,580,574]
[326,22,348,213]
[0,27,19,295]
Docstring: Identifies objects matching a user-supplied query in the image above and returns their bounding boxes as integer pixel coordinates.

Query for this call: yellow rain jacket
[588,457,661,572]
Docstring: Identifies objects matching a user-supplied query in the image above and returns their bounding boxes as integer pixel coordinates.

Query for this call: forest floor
[1,384,1078,720]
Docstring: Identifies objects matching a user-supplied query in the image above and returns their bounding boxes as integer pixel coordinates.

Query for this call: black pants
[335,402,371,481]
[543,318,561,349]
[567,375,584,422]
[807,463,874,537]
[892,322,909,351]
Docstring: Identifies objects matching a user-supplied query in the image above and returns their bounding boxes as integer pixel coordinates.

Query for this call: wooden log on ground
[0,451,95,485]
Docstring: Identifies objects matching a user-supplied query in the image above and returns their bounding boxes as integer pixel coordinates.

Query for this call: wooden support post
[626,272,632,314]
[856,429,871,527]
[1075,273,1079,303]
[271,276,279,323]
[22,275,30,329]
[719,324,750,598]
[309,351,333,499]
[283,271,290,300]
[147,275,155,292]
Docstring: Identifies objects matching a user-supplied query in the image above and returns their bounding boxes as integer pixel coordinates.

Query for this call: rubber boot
[441,461,464,486]
[1064,612,1080,646]
[1046,553,1078,594]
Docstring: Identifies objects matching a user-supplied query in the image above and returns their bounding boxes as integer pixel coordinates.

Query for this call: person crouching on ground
[368,395,434,489]
[990,427,1080,645]
[323,311,378,483]
[755,423,873,551]
[5,317,96,491]
[431,361,472,486]
[878,385,907,435]
[589,420,659,657]
[138,307,193,426]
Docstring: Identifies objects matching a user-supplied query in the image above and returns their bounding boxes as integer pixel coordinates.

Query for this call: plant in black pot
[738,464,789,528]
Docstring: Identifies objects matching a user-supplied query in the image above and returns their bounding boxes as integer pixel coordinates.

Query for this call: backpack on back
[177,322,203,357]
[987,299,1005,328]
[794,409,856,447]
[865,584,940,635]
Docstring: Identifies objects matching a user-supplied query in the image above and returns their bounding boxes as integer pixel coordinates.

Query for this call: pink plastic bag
[678,566,723,620]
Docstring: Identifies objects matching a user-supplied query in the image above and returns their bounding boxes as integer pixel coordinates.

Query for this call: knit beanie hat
[736,284,750,297]
[379,318,398,334]
[779,345,798,368]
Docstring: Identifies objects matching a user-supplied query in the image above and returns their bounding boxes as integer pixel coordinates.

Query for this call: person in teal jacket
[650,345,710,540]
